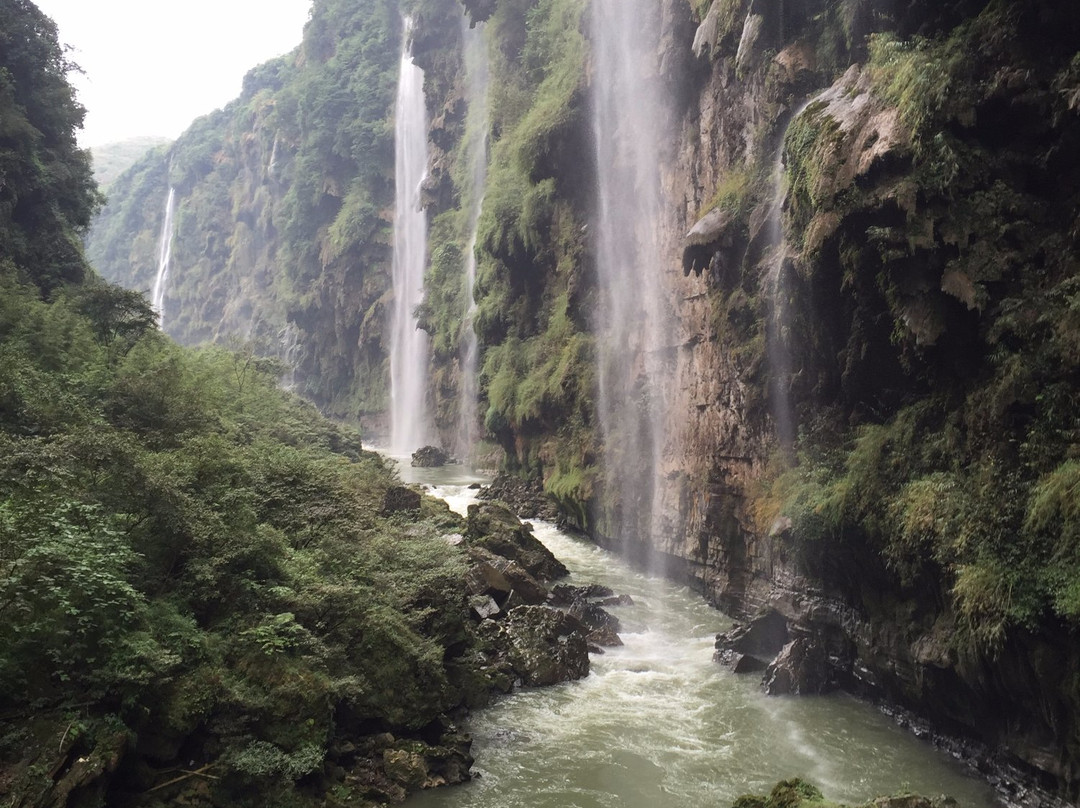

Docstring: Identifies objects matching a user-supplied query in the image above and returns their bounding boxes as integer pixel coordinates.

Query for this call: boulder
[762,637,831,696]
[475,472,560,519]
[381,485,422,514]
[490,557,550,605]
[586,624,624,648]
[487,605,590,687]
[568,600,621,635]
[714,610,789,668]
[469,595,501,620]
[550,583,615,605]
[465,502,568,581]
[463,560,513,600]
[411,445,451,467]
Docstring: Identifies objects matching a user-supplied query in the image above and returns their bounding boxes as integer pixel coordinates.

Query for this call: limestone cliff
[648,1,1080,804]
[86,0,1080,801]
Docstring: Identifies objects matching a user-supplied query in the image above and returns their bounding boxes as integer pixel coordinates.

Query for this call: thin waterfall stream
[389,19,434,454]
[397,469,1001,808]
[591,0,672,551]
[151,186,177,330]
[455,21,489,464]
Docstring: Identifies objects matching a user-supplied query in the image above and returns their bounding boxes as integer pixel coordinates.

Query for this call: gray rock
[465,502,568,580]
[762,637,831,696]
[411,445,451,467]
[382,485,422,514]
[499,605,590,687]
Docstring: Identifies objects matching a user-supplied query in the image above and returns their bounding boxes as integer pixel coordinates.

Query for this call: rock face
[482,605,591,687]
[476,472,561,521]
[382,485,422,514]
[621,1,1080,805]
[761,637,831,696]
[465,503,568,581]
[411,445,451,467]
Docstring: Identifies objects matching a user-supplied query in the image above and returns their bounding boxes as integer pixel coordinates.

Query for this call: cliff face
[646,0,1080,803]
[87,0,401,420]
[88,0,1080,800]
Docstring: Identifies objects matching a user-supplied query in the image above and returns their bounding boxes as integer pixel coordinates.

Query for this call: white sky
[34,0,313,148]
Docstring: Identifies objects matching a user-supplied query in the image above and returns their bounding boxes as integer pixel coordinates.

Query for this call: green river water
[393,461,1000,808]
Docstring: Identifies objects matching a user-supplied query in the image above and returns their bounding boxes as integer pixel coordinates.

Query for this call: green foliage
[731,778,836,808]
[0,0,101,294]
[90,136,172,191]
[0,265,476,803]
[87,0,399,419]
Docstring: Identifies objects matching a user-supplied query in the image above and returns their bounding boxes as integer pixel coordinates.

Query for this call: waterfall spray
[389,19,435,454]
[455,21,490,464]
[765,100,815,457]
[765,148,796,455]
[151,186,177,331]
[591,0,674,554]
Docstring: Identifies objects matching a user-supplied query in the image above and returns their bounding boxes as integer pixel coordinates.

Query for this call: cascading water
[764,148,796,455]
[404,474,1000,808]
[454,21,490,464]
[267,131,280,180]
[389,20,435,454]
[765,101,815,457]
[591,0,673,553]
[151,186,177,331]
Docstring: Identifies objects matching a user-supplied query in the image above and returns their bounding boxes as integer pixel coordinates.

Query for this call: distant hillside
[90,136,171,191]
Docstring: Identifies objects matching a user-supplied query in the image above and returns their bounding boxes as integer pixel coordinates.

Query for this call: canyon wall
[88,0,1080,801]
[645,1,1080,804]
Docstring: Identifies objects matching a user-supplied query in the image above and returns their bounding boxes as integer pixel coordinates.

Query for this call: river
[389,459,1000,808]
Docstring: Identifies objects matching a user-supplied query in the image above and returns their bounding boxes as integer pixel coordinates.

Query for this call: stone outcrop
[478,605,590,687]
[465,502,568,581]
[411,445,452,467]
[382,485,422,514]
[476,472,561,521]
[761,637,831,696]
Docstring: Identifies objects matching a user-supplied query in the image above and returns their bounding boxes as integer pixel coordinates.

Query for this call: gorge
[74,0,1080,805]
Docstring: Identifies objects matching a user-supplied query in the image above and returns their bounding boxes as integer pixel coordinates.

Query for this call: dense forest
[0,2,604,805]
[11,0,1080,804]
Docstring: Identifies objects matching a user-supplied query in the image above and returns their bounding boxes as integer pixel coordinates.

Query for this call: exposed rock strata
[636,1,1079,805]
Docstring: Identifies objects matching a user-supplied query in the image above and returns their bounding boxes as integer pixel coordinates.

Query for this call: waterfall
[151,186,177,331]
[267,132,280,180]
[764,148,796,455]
[765,101,815,457]
[455,21,490,464]
[389,20,434,454]
[591,0,673,551]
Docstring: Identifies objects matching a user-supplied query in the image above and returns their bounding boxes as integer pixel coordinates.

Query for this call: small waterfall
[765,149,796,455]
[591,0,673,552]
[389,19,435,454]
[455,21,490,464]
[151,186,177,330]
[765,101,814,457]
[267,132,280,180]
[278,322,304,391]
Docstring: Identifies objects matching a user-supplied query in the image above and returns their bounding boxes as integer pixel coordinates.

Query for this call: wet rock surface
[476,472,560,520]
[465,502,568,581]
[761,637,832,696]
[381,485,422,514]
[480,605,591,687]
[411,445,452,467]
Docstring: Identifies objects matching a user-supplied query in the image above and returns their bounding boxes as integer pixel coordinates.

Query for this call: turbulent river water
[388,459,1001,808]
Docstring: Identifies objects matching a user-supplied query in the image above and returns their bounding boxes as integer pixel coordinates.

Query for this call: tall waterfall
[591,0,673,551]
[151,186,177,331]
[389,21,434,454]
[765,148,796,455]
[765,100,815,457]
[455,22,490,463]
